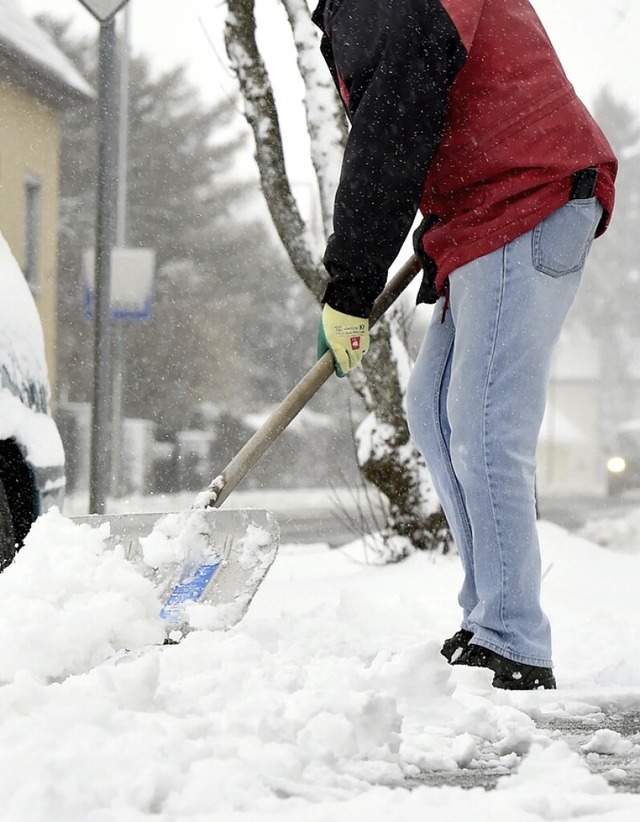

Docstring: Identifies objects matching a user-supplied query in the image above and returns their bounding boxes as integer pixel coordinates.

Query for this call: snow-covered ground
[2,497,640,820]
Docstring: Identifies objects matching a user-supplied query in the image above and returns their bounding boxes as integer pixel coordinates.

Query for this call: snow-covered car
[0,231,65,567]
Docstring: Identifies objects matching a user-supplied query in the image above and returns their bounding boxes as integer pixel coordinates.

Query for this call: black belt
[570,166,598,200]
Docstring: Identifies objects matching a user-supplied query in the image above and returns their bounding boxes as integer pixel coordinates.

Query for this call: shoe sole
[453,644,557,690]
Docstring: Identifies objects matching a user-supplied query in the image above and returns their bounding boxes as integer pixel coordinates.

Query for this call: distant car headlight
[607,456,627,474]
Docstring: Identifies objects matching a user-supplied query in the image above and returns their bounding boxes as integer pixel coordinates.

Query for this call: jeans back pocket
[532,199,603,278]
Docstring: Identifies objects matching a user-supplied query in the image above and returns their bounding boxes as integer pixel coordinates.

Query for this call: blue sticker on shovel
[160,559,220,624]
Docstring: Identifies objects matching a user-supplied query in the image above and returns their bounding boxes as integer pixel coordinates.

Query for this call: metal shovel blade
[72,258,420,637]
[72,508,279,636]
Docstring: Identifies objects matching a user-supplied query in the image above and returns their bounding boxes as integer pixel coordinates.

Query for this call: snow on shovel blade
[67,261,421,640]
[72,508,279,637]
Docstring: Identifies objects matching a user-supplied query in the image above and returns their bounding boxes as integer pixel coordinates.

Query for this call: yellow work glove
[317,304,370,378]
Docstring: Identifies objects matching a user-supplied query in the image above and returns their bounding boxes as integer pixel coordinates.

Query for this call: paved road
[277,494,639,547]
[272,489,640,547]
[276,510,369,548]
[537,493,640,531]
[278,494,640,793]
[251,494,640,793]
[263,490,387,548]
[411,710,640,793]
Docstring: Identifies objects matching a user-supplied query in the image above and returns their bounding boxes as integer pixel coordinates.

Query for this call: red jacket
[313,0,617,314]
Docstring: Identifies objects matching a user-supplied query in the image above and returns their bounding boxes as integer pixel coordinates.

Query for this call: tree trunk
[224,0,450,554]
[224,0,324,301]
[355,314,451,552]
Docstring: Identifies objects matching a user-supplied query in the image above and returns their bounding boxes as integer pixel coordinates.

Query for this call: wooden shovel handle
[207,255,422,508]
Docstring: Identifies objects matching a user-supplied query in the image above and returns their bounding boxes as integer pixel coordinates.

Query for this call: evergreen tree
[39,15,316,435]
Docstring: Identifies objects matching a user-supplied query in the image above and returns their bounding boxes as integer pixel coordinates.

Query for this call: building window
[24,176,42,290]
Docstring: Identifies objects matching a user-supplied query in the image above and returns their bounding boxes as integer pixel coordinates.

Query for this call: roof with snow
[0,0,92,102]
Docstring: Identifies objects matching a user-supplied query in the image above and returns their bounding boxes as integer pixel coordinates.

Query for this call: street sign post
[89,16,118,515]
[78,0,129,22]
[80,0,134,513]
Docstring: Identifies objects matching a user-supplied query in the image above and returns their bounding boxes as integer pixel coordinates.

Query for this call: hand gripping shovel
[73,256,422,637]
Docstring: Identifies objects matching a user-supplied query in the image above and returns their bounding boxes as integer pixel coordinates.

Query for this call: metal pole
[89,18,119,514]
[116,6,129,246]
[111,5,130,496]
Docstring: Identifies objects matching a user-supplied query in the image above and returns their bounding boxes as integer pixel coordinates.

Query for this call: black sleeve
[322,0,467,316]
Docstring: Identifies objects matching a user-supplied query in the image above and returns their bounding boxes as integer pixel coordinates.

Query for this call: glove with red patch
[317,304,370,378]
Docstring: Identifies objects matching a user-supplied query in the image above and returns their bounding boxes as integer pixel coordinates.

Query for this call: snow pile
[579,505,640,554]
[0,509,639,818]
[492,742,628,818]
[140,509,221,568]
[0,509,165,682]
[582,729,636,756]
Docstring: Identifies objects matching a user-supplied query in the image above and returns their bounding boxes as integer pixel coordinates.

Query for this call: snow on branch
[225,0,326,302]
[279,0,346,236]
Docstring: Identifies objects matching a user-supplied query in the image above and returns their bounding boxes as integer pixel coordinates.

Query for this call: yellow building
[0,0,91,404]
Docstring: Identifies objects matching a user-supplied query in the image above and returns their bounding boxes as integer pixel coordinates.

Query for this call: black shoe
[441,629,474,663]
[454,643,556,690]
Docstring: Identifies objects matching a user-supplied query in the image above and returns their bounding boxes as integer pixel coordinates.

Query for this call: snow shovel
[73,255,422,636]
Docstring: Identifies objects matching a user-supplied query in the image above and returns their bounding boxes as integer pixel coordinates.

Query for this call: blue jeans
[406,199,602,666]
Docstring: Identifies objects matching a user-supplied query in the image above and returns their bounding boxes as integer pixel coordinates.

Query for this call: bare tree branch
[224,0,326,301]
